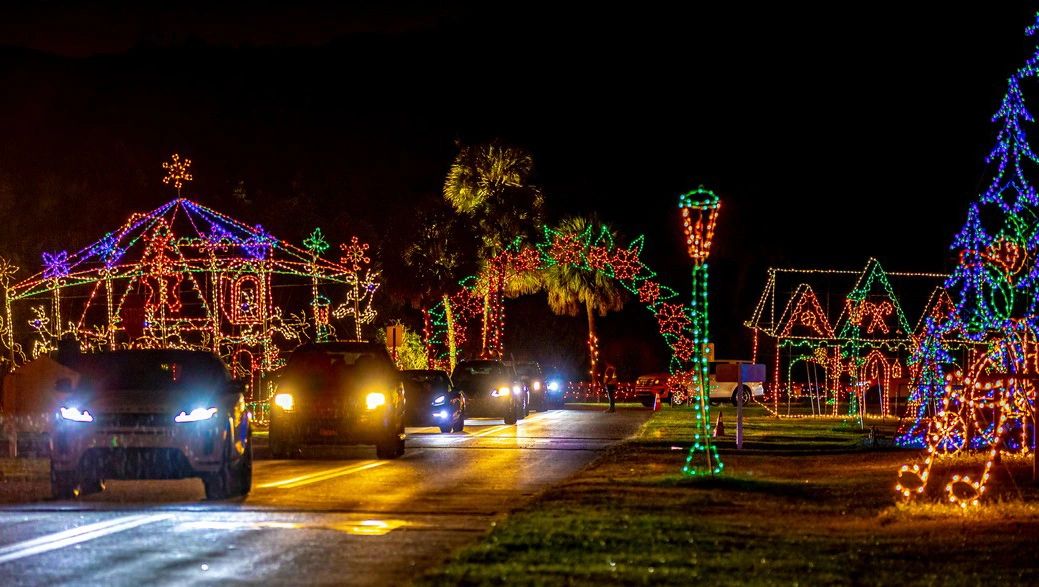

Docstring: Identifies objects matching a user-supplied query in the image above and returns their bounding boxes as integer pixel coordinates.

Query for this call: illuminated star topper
[162,153,193,195]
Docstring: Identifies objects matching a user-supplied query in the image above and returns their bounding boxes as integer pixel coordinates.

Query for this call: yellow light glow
[366,392,386,410]
[274,393,294,411]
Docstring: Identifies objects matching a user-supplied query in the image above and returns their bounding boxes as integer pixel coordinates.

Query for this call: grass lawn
[419,405,1039,586]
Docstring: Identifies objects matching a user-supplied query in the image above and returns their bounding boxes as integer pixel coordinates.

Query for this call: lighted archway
[423,224,700,375]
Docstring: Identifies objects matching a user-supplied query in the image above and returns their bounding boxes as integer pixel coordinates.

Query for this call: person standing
[603,363,618,413]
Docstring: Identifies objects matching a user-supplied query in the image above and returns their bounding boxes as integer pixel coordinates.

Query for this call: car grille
[93,413,171,428]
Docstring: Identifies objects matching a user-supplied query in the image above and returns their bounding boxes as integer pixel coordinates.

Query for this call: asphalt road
[0,405,649,586]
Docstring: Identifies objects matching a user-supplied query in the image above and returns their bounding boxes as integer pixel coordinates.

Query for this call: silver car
[49,350,252,500]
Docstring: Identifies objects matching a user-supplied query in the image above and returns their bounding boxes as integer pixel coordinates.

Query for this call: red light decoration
[847,299,894,335]
[656,302,690,336]
[586,245,611,270]
[340,236,371,272]
[610,247,642,281]
[672,337,696,361]
[638,280,661,305]
[549,233,583,265]
[680,194,720,264]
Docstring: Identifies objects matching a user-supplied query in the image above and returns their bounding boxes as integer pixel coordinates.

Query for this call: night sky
[1,2,1037,378]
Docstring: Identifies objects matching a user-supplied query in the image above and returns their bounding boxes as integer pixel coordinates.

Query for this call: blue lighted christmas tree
[895,17,1039,493]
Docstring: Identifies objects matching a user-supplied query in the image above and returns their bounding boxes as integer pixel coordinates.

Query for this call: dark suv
[510,361,549,411]
[451,360,524,424]
[49,349,252,500]
[269,342,406,459]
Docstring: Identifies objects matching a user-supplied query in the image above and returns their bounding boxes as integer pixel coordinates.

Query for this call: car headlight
[512,385,521,394]
[174,407,219,423]
[432,394,447,406]
[492,387,511,397]
[274,393,294,411]
[59,406,93,423]
[547,381,560,392]
[366,392,387,410]
[532,381,541,391]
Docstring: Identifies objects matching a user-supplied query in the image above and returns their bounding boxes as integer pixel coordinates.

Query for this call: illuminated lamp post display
[678,187,723,476]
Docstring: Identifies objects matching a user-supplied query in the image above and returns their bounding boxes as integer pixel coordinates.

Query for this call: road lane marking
[174,518,412,536]
[258,461,387,489]
[0,514,172,565]
[468,424,511,438]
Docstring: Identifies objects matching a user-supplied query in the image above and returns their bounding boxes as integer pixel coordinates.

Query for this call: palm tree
[443,141,544,356]
[403,202,478,370]
[542,216,626,384]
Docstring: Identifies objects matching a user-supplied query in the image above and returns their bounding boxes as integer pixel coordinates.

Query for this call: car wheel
[451,412,465,433]
[640,398,655,408]
[504,401,518,425]
[50,468,79,500]
[731,386,752,407]
[520,393,529,419]
[236,435,253,497]
[438,423,452,434]
[204,425,251,500]
[376,427,405,459]
[269,422,297,459]
[79,468,105,496]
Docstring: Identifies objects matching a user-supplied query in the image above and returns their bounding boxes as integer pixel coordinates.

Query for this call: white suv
[673,360,765,406]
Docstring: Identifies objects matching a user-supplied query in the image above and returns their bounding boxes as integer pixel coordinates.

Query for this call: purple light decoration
[206,224,233,246]
[90,232,124,269]
[42,250,70,279]
[243,225,275,260]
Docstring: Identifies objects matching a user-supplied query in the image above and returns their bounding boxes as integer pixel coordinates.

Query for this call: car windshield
[404,372,446,385]
[453,362,501,382]
[76,353,228,390]
[514,364,540,377]
[289,350,390,369]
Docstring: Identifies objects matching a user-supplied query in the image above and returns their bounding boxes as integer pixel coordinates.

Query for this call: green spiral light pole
[679,187,723,476]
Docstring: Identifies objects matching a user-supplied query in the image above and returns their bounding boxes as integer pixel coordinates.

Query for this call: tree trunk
[586,300,599,387]
[443,294,457,373]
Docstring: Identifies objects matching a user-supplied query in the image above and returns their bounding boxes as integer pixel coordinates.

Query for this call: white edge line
[0,514,173,565]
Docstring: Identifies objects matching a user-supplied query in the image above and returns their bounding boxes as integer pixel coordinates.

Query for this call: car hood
[59,387,233,414]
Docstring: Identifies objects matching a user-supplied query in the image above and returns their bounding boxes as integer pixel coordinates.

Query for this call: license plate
[319,428,338,437]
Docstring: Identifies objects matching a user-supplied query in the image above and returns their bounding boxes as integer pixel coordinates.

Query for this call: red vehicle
[634,372,670,407]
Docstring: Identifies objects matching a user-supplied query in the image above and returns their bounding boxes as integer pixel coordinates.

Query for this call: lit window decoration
[340,236,371,272]
[610,247,642,281]
[42,251,70,280]
[161,153,193,195]
[586,245,611,271]
[638,280,661,305]
[231,275,264,325]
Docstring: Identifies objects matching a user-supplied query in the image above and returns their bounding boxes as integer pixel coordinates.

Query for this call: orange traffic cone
[652,394,661,411]
[712,413,725,437]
